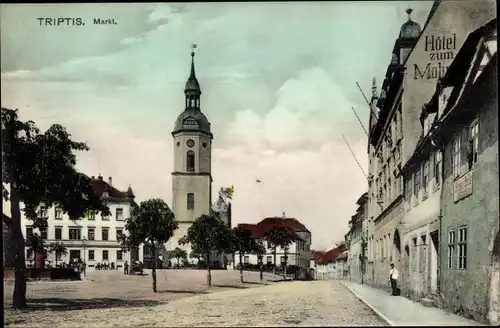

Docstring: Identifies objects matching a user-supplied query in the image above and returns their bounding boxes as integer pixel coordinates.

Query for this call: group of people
[95,262,116,270]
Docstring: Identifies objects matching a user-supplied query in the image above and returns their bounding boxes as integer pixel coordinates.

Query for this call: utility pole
[356,81,380,121]
[350,106,369,137]
[342,134,367,179]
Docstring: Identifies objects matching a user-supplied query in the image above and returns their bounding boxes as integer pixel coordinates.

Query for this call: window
[70,250,81,262]
[381,237,385,260]
[397,163,403,193]
[469,121,479,167]
[38,206,47,218]
[116,229,123,241]
[69,228,81,240]
[116,208,124,221]
[387,178,392,201]
[244,256,249,264]
[448,230,456,269]
[26,226,33,239]
[423,160,429,193]
[55,227,62,240]
[88,228,95,241]
[434,150,442,185]
[405,175,412,202]
[88,211,96,220]
[102,213,110,221]
[458,227,467,269]
[183,117,199,128]
[280,256,286,264]
[27,249,34,260]
[187,193,195,210]
[88,250,95,261]
[117,250,123,261]
[267,241,272,249]
[102,250,109,261]
[266,256,272,264]
[55,206,63,219]
[102,228,109,241]
[40,229,47,240]
[414,169,421,199]
[186,151,195,172]
[452,136,461,177]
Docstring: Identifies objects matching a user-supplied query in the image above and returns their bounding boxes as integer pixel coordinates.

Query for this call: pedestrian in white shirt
[389,263,399,296]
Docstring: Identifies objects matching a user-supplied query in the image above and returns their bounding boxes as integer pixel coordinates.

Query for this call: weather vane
[191,43,197,57]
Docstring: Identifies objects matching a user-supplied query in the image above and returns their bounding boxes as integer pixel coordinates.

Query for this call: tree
[120,198,178,293]
[27,233,45,268]
[180,214,229,287]
[2,108,110,309]
[170,247,187,266]
[253,241,266,282]
[264,227,297,279]
[48,242,68,267]
[230,227,257,283]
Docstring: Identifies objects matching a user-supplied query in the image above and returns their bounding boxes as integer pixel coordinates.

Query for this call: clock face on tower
[186,139,195,148]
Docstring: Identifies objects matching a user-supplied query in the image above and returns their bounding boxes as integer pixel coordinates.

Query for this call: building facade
[234,217,312,269]
[365,8,420,290]
[21,175,139,268]
[346,192,368,284]
[167,50,214,260]
[396,0,496,313]
[423,21,498,324]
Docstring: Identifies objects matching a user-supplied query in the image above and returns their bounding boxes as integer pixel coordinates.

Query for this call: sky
[1,2,433,250]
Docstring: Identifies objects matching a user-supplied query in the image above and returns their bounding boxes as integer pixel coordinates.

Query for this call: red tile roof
[237,216,308,241]
[312,244,346,265]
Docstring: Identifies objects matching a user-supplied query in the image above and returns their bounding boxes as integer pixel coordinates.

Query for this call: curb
[340,281,395,326]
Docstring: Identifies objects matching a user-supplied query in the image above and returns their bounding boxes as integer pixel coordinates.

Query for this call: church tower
[169,48,213,255]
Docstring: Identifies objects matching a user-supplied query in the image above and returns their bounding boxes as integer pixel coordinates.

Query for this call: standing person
[124,261,129,275]
[389,263,399,296]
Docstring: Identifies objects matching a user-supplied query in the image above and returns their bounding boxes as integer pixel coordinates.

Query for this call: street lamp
[82,236,87,277]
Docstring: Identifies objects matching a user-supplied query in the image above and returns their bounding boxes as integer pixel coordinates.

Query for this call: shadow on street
[20,297,164,311]
[156,289,208,294]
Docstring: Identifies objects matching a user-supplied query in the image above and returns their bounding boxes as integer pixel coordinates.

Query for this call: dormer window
[183,117,199,128]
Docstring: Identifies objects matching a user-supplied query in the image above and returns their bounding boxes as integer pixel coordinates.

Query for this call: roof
[422,19,496,121]
[89,176,134,202]
[237,216,309,241]
[172,108,212,136]
[184,53,201,94]
[313,244,347,264]
[356,192,368,206]
[399,9,422,39]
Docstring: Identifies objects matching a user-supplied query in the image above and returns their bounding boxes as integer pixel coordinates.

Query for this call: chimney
[91,176,95,179]
[98,174,103,181]
[108,177,112,186]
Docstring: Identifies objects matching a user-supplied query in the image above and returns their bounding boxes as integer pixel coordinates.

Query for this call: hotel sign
[413,34,458,80]
[453,171,473,202]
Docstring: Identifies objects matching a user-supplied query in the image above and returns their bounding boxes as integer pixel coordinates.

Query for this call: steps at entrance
[420,297,437,308]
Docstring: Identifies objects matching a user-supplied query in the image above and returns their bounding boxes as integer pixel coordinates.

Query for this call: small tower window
[183,117,199,128]
[187,151,195,172]
[187,193,195,210]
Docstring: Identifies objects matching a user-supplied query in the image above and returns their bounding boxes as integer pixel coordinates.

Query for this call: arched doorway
[393,229,402,265]
[488,231,499,325]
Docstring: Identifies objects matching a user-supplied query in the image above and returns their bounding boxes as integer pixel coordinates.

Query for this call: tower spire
[190,44,197,79]
[406,7,413,21]
[184,44,201,110]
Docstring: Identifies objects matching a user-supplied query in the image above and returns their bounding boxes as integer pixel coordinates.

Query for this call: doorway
[430,230,440,293]
[393,229,402,265]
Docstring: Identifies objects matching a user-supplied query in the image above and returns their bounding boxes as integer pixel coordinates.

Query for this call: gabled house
[234,216,311,269]
[310,243,347,280]
[419,19,498,325]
